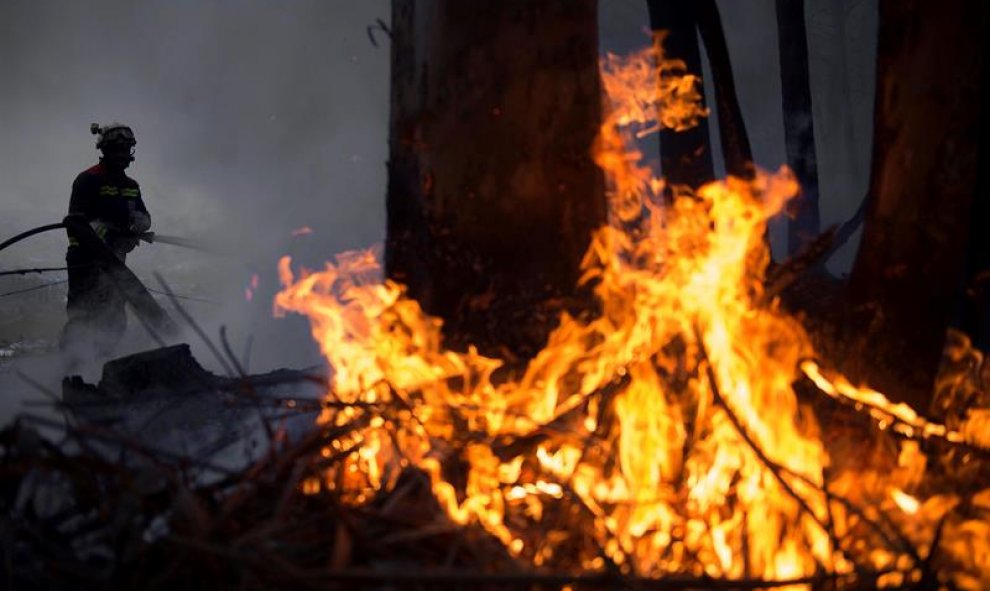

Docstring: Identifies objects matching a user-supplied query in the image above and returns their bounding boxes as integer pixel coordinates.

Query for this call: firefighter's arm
[67,174,97,219]
[128,185,151,234]
[67,174,109,242]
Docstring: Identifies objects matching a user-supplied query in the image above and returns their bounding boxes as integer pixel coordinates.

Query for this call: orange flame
[274,36,988,585]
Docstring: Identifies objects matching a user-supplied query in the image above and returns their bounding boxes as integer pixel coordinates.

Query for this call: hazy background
[0,0,876,422]
[0,1,393,381]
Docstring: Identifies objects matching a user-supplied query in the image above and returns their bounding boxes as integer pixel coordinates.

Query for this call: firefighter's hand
[129,211,151,234]
[117,235,140,254]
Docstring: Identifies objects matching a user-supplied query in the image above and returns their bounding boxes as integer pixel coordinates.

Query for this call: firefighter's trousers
[59,250,127,357]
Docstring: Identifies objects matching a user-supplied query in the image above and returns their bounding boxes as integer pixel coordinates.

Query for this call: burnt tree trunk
[644,0,752,187]
[960,174,990,351]
[840,0,987,412]
[386,1,606,360]
[646,0,715,192]
[958,47,990,351]
[775,0,822,255]
[695,0,754,180]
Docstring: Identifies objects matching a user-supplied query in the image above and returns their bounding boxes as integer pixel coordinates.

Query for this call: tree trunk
[385,0,606,360]
[695,0,754,180]
[644,0,752,186]
[776,0,822,255]
[841,0,987,412]
[958,45,990,351]
[646,0,715,192]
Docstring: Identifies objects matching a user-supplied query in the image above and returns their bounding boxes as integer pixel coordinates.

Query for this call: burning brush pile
[4,41,990,590]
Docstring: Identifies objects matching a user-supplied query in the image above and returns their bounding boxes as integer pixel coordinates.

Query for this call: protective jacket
[66,162,150,254]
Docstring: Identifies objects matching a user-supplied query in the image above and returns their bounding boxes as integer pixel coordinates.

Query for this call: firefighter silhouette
[60,123,151,357]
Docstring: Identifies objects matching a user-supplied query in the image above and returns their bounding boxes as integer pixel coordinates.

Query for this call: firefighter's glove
[89,220,111,242]
[129,211,151,234]
[116,235,140,254]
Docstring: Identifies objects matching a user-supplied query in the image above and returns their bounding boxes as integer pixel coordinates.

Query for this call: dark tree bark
[385,0,606,360]
[958,51,990,351]
[840,0,987,412]
[646,0,715,192]
[695,0,754,180]
[644,0,752,188]
[775,0,822,255]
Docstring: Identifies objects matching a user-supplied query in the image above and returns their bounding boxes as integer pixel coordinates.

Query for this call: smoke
[0,1,391,388]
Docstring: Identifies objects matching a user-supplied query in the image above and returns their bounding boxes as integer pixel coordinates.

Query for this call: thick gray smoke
[0,1,391,369]
[0,1,875,424]
[0,1,390,420]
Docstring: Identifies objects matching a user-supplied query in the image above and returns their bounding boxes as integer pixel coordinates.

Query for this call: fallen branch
[763,225,837,302]
[800,360,990,458]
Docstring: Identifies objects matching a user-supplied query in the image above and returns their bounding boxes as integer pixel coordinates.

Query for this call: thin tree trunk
[841,0,987,412]
[776,0,822,255]
[646,0,715,192]
[695,0,754,180]
[832,0,866,200]
[386,0,606,360]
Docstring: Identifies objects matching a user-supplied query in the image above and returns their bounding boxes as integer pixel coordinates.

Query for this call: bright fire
[274,36,989,588]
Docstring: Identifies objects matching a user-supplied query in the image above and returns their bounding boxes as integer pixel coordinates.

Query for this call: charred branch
[4,336,987,589]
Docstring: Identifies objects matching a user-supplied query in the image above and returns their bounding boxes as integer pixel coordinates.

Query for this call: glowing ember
[274,36,990,587]
[891,488,920,514]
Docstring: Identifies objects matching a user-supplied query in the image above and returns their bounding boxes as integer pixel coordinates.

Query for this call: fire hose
[0,222,68,254]
[0,217,180,335]
[0,220,240,308]
[0,219,222,257]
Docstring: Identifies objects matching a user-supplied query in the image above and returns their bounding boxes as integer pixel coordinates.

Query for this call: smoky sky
[1,0,392,376]
[0,0,876,400]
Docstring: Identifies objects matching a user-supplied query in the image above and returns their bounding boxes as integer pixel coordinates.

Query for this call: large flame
[274,37,988,587]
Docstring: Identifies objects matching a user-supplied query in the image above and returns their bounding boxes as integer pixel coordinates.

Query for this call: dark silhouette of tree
[839,0,987,412]
[694,0,754,180]
[775,0,822,255]
[957,64,990,351]
[646,0,753,187]
[385,0,606,360]
[646,0,715,193]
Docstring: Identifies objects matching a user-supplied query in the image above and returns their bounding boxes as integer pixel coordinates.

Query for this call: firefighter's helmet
[91,123,136,151]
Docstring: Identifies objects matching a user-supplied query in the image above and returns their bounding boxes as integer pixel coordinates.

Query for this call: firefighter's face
[101,144,134,170]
